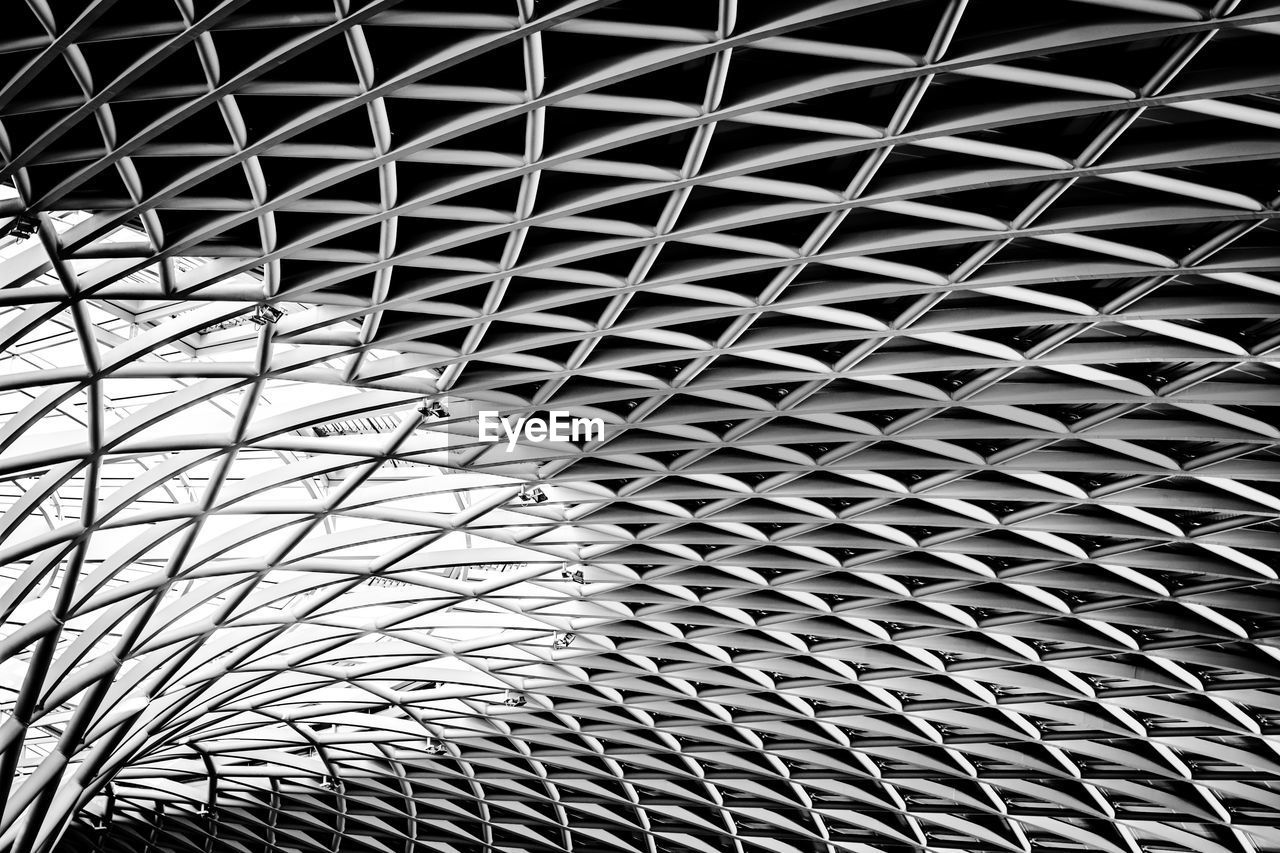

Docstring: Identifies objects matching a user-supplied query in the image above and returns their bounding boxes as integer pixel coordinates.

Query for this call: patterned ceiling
[2,1,1280,852]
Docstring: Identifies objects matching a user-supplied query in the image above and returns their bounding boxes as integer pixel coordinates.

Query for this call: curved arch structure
[2,1,1280,852]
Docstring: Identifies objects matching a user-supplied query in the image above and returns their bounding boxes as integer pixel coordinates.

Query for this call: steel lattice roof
[2,1,1280,852]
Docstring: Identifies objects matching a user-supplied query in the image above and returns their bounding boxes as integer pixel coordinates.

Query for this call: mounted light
[418,400,449,419]
[249,304,284,326]
[6,214,38,241]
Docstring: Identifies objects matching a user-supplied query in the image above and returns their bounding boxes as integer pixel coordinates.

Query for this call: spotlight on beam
[6,214,38,241]
[519,486,547,504]
[418,400,449,419]
[249,304,284,326]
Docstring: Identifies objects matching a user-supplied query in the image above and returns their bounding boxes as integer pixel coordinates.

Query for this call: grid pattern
[2,1,1280,853]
